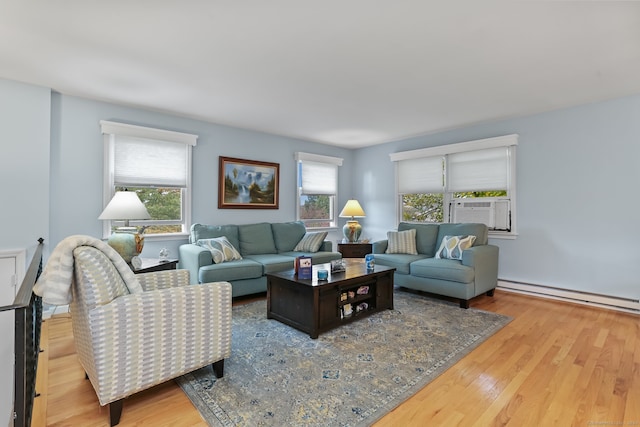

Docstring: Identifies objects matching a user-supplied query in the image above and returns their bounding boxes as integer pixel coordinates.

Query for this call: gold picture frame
[218,156,279,209]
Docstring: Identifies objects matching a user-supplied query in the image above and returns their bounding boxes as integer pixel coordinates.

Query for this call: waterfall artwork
[218,156,280,209]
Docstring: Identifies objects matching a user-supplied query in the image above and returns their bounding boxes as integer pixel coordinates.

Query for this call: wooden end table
[132,258,178,274]
[337,242,373,258]
[266,259,395,339]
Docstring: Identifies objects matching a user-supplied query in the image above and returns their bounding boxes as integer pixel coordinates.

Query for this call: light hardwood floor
[33,290,640,426]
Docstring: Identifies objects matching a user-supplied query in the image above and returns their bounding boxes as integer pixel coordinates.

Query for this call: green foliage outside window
[300,195,331,228]
[402,190,507,223]
[116,186,182,234]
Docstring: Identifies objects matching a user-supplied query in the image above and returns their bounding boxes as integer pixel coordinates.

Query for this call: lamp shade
[98,191,151,222]
[339,200,366,218]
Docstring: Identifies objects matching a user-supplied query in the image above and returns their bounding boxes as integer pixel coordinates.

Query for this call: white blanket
[34,235,142,305]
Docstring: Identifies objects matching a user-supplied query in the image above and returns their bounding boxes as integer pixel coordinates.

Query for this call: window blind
[447,147,509,192]
[398,156,444,193]
[300,161,337,195]
[114,136,189,187]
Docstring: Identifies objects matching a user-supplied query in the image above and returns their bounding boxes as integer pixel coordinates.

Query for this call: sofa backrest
[238,222,277,255]
[397,222,488,256]
[436,223,488,247]
[271,221,306,252]
[190,223,240,250]
[398,222,440,257]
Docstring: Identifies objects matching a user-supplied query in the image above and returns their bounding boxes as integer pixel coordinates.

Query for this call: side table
[337,243,373,258]
[133,258,178,274]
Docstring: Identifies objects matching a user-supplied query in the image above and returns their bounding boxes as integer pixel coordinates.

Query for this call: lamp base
[343,220,362,243]
[107,227,144,263]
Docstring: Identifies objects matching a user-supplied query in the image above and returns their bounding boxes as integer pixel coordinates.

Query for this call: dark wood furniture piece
[133,258,178,274]
[266,259,395,339]
[337,242,373,258]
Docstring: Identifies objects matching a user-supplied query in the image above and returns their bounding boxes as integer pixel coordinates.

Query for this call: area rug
[177,290,511,426]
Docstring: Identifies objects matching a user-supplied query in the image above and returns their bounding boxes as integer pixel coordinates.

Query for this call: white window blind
[114,136,189,187]
[447,147,509,192]
[398,156,443,194]
[295,152,343,195]
[300,161,337,195]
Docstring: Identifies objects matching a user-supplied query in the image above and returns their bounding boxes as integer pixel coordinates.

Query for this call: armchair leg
[459,299,470,309]
[110,399,124,426]
[486,289,495,297]
[213,359,225,378]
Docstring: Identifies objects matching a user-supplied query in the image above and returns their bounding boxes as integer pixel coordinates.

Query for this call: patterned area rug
[177,290,511,426]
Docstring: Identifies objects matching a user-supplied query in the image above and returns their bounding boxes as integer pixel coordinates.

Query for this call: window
[100,121,198,238]
[295,152,343,229]
[391,134,517,237]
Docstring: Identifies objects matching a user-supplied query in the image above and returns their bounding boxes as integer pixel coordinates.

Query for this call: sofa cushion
[437,223,487,247]
[196,237,243,264]
[398,222,440,256]
[410,257,475,284]
[238,223,277,255]
[271,221,307,252]
[435,235,477,260]
[372,253,429,275]
[243,254,295,274]
[199,259,263,283]
[294,231,328,253]
[386,229,418,254]
[190,223,240,250]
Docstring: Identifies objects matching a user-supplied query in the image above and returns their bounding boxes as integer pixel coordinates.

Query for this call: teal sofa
[179,221,342,297]
[372,222,498,308]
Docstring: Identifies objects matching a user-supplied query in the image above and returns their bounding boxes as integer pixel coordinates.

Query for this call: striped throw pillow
[386,229,418,255]
[294,232,328,253]
[435,235,476,260]
[197,236,243,264]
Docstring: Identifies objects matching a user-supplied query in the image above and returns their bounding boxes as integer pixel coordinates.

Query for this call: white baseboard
[497,280,640,314]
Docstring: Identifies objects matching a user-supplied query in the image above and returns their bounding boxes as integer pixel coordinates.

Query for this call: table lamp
[98,191,151,263]
[339,199,366,243]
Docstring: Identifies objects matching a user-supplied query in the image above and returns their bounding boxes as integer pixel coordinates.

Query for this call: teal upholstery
[180,222,342,297]
[199,259,263,283]
[190,224,240,250]
[398,222,439,257]
[271,221,307,252]
[238,223,278,255]
[374,222,498,308]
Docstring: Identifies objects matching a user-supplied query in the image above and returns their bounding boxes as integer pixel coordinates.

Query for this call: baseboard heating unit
[497,280,640,314]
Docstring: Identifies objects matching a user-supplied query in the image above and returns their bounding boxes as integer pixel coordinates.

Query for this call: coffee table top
[266,258,395,288]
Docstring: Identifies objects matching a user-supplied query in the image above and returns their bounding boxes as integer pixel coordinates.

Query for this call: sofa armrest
[178,244,213,284]
[462,244,499,294]
[319,240,333,251]
[136,269,191,291]
[373,240,388,254]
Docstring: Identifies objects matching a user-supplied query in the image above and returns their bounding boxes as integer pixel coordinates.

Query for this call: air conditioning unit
[451,198,510,231]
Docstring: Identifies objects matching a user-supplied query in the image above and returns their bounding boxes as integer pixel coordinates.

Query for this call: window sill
[488,232,518,240]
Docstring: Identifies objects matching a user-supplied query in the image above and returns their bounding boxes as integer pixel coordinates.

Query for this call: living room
[1,2,639,426]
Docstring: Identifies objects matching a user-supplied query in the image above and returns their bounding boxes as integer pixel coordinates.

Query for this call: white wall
[354,94,640,301]
[0,78,50,427]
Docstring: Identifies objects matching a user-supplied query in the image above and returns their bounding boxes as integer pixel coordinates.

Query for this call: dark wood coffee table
[266,259,395,339]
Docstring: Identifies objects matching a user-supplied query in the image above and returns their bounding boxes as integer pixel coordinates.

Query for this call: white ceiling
[1,1,639,148]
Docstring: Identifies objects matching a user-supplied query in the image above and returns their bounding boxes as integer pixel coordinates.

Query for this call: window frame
[100,121,198,240]
[391,134,518,239]
[295,152,343,230]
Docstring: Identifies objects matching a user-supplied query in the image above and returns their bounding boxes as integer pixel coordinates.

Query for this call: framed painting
[218,156,280,209]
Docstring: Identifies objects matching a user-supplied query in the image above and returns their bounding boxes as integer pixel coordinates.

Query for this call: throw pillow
[386,229,418,255]
[435,235,477,260]
[293,231,328,253]
[197,237,243,264]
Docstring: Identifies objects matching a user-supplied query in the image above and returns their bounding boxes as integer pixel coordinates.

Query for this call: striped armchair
[70,246,232,426]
